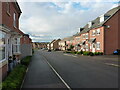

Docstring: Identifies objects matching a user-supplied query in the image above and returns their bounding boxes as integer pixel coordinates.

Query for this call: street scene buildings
[0,0,119,89]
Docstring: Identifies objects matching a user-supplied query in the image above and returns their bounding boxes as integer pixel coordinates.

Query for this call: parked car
[113,49,120,55]
[48,49,51,52]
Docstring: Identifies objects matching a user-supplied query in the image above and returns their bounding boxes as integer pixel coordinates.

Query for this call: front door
[92,43,95,52]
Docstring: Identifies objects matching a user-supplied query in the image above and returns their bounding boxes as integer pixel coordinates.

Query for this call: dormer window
[88,22,92,28]
[99,14,110,23]
[99,14,104,23]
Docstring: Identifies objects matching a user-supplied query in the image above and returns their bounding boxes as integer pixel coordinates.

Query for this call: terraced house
[0,1,32,80]
[59,6,120,55]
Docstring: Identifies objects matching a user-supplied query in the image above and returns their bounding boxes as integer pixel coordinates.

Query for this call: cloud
[19,1,119,42]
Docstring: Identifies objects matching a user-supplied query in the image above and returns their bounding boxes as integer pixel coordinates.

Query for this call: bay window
[0,31,6,60]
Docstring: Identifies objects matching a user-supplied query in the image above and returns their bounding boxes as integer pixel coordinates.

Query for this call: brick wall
[104,10,119,54]
[89,27,104,53]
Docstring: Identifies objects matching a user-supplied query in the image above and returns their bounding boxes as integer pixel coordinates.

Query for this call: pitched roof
[75,6,120,36]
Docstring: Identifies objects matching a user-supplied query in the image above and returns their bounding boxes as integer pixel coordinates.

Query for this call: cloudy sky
[18,0,119,42]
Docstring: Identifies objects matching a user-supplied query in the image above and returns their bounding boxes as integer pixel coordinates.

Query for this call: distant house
[59,38,68,51]
[49,39,61,50]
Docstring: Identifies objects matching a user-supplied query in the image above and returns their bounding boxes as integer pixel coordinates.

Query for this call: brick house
[0,1,33,80]
[0,1,22,80]
[50,39,61,50]
[47,39,56,50]
[60,6,119,54]
[88,6,119,54]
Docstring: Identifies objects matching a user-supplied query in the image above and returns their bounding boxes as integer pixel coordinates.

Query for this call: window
[13,38,20,53]
[0,31,6,60]
[96,29,100,35]
[96,42,100,50]
[86,44,89,51]
[82,34,86,39]
[13,12,17,28]
[86,33,88,39]
[6,2,10,15]
[92,30,96,36]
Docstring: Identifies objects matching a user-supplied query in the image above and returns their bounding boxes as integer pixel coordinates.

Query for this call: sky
[17,0,119,42]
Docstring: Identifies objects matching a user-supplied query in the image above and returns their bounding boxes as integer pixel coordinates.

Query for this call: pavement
[22,50,119,88]
[22,51,66,88]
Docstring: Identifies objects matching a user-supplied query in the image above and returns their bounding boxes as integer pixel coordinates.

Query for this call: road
[22,50,118,88]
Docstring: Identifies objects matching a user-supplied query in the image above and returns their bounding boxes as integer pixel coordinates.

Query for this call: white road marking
[105,63,120,67]
[42,55,72,90]
[64,54,77,58]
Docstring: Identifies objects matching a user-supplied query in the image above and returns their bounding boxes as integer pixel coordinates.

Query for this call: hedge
[64,50,103,56]
[2,65,27,90]
[21,56,32,66]
[2,56,32,90]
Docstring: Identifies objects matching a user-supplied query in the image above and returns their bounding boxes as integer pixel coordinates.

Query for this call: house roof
[75,6,120,36]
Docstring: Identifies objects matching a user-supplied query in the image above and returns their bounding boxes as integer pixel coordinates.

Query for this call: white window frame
[96,29,100,35]
[92,30,96,36]
[96,42,100,50]
[13,38,20,53]
[86,44,89,51]
[86,33,88,39]
[0,31,7,62]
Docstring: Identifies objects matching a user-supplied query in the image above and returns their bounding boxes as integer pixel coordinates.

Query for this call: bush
[67,49,71,51]
[80,50,83,54]
[83,51,90,55]
[76,52,81,54]
[21,56,32,66]
[71,51,77,54]
[89,52,94,56]
[2,65,27,89]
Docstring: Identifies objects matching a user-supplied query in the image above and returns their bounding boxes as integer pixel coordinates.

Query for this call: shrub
[80,50,83,54]
[67,49,71,51]
[83,51,90,55]
[21,56,32,66]
[71,51,77,54]
[89,52,94,56]
[2,65,27,89]
[99,52,103,55]
[94,52,99,55]
[76,52,81,54]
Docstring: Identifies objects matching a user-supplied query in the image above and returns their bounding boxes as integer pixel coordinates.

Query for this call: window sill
[97,48,100,50]
[0,59,7,68]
